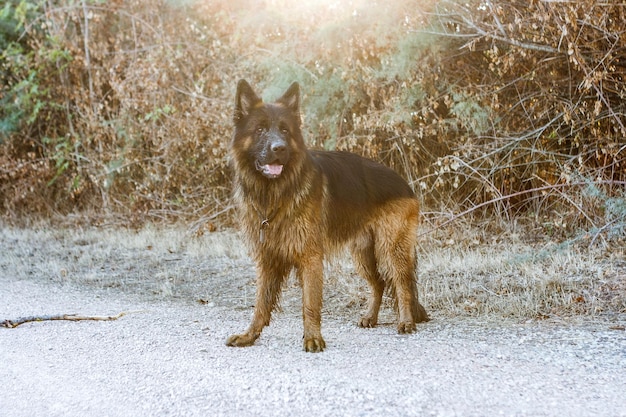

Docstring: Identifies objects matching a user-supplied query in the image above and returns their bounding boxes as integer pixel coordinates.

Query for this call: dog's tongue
[263,164,283,176]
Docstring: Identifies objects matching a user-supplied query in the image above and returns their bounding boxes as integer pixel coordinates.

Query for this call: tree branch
[1,311,143,328]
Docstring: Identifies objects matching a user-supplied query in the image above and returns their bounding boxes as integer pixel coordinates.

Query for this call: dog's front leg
[298,254,326,352]
[226,260,288,347]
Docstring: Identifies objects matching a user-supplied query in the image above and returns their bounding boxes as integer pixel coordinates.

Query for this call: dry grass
[2,222,624,322]
[420,244,621,318]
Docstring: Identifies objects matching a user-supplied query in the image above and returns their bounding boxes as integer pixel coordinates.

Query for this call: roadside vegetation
[2,224,624,320]
[1,0,624,318]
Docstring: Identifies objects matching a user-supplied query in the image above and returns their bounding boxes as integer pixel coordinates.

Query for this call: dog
[226,79,428,352]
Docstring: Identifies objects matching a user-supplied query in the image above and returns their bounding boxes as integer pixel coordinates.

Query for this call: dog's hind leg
[351,230,385,328]
[374,200,429,334]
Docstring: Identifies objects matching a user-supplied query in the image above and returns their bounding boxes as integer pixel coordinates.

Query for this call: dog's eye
[280,124,290,135]
[256,125,267,134]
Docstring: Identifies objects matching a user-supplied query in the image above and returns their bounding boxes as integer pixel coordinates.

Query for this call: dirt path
[1,225,626,416]
[2,274,626,417]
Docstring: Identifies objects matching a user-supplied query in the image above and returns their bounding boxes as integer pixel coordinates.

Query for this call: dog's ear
[234,79,262,123]
[277,82,300,116]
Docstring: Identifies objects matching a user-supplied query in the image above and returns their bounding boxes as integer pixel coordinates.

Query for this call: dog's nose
[271,141,287,155]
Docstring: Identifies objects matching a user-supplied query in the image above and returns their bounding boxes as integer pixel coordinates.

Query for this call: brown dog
[226,80,428,352]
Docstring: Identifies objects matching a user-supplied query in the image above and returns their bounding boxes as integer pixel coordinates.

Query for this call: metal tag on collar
[259,219,270,243]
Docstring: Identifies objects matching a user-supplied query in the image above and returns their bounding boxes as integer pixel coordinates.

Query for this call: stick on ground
[0,311,138,328]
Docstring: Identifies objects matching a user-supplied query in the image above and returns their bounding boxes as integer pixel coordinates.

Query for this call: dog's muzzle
[255,137,289,179]
[256,161,284,178]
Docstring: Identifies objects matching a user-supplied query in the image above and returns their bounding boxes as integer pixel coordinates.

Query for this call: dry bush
[1,0,624,244]
[1,0,239,223]
[424,0,626,238]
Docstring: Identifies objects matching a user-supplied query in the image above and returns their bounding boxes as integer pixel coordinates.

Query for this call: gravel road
[1,275,625,417]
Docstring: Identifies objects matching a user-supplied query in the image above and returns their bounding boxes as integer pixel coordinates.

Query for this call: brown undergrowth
[1,223,624,321]
[0,0,624,245]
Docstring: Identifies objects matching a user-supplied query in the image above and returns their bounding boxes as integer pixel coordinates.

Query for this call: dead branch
[428,0,563,54]
[0,311,141,329]
[418,179,626,239]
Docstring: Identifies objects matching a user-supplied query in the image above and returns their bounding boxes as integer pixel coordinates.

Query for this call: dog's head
[232,80,304,180]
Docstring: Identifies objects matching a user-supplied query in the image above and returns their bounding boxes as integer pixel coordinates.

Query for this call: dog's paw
[303,335,326,353]
[226,332,257,347]
[397,321,417,334]
[358,316,378,328]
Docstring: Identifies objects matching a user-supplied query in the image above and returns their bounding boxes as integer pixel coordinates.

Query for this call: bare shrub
[422,0,626,240]
[1,0,623,243]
